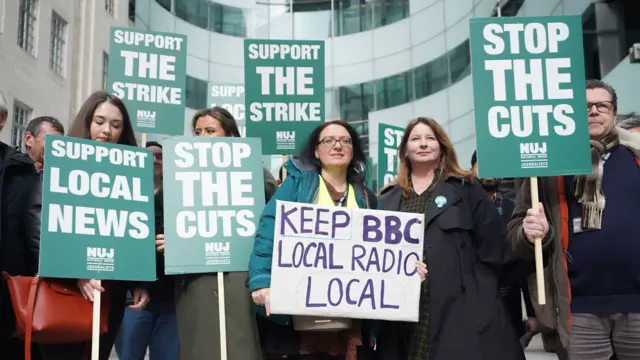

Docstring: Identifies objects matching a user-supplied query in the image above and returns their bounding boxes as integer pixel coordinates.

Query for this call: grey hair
[26,116,65,137]
[618,116,640,130]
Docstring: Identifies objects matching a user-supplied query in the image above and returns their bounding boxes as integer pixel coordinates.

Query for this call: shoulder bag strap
[24,276,38,360]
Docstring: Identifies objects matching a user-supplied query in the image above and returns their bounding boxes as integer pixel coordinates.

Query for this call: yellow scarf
[317,175,359,209]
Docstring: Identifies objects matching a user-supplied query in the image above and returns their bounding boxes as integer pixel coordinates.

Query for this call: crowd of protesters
[0,79,638,360]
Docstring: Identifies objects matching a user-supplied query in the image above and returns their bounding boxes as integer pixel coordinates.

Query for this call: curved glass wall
[156,0,409,38]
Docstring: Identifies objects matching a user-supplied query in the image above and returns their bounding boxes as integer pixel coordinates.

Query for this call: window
[12,101,31,150]
[102,52,109,90]
[413,53,450,100]
[49,12,66,75]
[373,0,408,28]
[449,40,471,84]
[338,83,374,123]
[156,0,171,12]
[185,76,208,110]
[17,0,38,55]
[176,0,208,29]
[105,0,114,16]
[128,0,135,23]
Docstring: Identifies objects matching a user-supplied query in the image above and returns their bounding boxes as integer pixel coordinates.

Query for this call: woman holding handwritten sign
[249,120,427,360]
[376,117,524,360]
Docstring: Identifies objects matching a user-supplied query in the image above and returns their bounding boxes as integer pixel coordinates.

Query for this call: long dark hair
[299,120,367,184]
[67,91,137,146]
[191,106,240,137]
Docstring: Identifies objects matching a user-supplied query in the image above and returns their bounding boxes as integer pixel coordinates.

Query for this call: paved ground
[109,334,557,359]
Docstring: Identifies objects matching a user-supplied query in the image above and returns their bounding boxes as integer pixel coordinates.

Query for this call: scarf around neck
[572,127,619,229]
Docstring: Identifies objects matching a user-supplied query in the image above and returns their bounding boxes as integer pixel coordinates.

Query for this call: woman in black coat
[375,117,524,360]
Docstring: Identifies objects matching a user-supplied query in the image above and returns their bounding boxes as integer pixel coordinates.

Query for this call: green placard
[244,39,325,155]
[469,16,591,179]
[377,123,404,192]
[162,137,266,274]
[107,26,187,135]
[39,135,156,281]
[209,83,246,137]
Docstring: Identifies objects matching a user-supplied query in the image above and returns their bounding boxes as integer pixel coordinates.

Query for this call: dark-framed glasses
[587,101,614,114]
[318,137,352,148]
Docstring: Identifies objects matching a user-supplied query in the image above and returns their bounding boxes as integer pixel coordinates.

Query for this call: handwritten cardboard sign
[269,200,424,322]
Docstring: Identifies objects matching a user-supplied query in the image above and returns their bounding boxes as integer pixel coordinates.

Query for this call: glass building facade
[133,0,639,177]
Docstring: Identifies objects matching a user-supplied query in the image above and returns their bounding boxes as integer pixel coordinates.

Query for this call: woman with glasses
[249,120,385,360]
[249,120,427,359]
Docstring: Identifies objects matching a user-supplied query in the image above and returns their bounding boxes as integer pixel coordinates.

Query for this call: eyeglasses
[317,137,353,148]
[587,101,614,114]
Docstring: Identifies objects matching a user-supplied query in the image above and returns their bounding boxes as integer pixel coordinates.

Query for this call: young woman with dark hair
[39,91,150,360]
[249,120,426,360]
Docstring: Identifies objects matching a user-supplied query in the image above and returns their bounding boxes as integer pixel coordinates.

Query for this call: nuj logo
[205,242,230,253]
[519,142,547,154]
[87,247,114,258]
[276,131,295,140]
[137,110,156,119]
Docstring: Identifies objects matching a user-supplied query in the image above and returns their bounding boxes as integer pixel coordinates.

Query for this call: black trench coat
[375,177,525,360]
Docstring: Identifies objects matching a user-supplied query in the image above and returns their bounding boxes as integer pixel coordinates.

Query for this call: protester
[38,91,150,360]
[509,80,640,359]
[618,115,640,133]
[0,105,43,360]
[153,106,277,360]
[376,117,524,360]
[249,120,426,360]
[147,141,163,192]
[23,116,64,171]
[470,150,538,346]
[115,141,178,360]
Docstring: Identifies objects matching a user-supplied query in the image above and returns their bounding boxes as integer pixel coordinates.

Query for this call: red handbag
[2,272,110,360]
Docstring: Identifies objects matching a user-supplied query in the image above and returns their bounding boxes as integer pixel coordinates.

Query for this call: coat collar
[379,178,466,227]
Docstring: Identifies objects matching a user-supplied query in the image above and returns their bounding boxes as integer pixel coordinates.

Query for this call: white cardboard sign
[269,200,425,322]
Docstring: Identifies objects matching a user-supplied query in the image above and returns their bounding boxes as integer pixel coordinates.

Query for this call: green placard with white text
[107,26,187,135]
[244,39,325,155]
[39,135,156,281]
[377,123,404,192]
[469,16,591,179]
[162,137,266,274]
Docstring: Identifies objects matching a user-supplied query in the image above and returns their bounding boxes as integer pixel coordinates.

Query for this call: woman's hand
[77,279,105,301]
[128,287,150,311]
[155,234,165,253]
[251,288,271,316]
[415,261,428,281]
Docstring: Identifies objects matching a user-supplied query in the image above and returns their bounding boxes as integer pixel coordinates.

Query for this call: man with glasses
[509,80,640,360]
